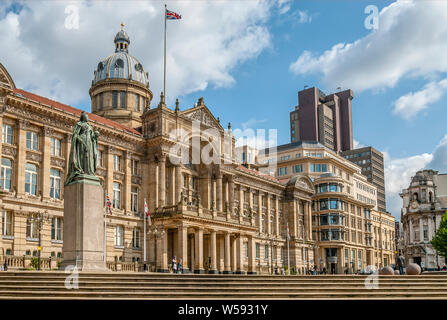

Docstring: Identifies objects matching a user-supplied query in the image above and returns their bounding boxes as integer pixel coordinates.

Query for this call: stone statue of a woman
[65,112,100,185]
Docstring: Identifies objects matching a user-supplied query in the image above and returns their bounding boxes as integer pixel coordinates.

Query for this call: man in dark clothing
[397,255,405,275]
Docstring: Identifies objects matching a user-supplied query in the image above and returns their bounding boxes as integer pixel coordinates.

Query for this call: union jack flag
[166,8,181,20]
[106,194,112,215]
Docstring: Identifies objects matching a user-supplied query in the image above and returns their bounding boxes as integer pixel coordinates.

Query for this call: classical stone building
[0,28,319,274]
[258,141,396,273]
[400,169,447,270]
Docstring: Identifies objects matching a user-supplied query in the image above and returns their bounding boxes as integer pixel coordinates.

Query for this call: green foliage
[30,258,39,270]
[431,211,447,258]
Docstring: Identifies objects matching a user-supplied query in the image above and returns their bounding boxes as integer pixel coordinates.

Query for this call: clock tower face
[411,200,419,209]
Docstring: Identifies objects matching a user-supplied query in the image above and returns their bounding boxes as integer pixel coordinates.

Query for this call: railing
[106,261,140,272]
[0,255,60,270]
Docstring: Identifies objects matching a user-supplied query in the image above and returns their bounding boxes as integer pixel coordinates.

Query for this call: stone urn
[406,263,421,275]
[378,266,394,275]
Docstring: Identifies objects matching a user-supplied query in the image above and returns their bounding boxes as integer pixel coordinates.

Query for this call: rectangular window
[131,160,139,175]
[50,168,61,199]
[423,225,428,241]
[114,225,124,246]
[120,91,126,108]
[113,155,121,171]
[51,137,61,156]
[2,211,13,236]
[255,243,260,259]
[134,93,140,111]
[51,217,63,240]
[1,158,12,191]
[329,199,339,209]
[321,164,327,172]
[99,93,103,110]
[264,245,269,259]
[131,186,138,213]
[97,151,103,167]
[112,91,118,108]
[132,228,140,248]
[25,163,38,195]
[245,242,249,259]
[2,124,13,144]
[26,131,38,150]
[310,164,315,172]
[26,218,38,239]
[113,182,121,209]
[320,215,329,225]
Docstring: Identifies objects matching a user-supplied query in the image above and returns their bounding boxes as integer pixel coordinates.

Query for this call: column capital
[17,119,29,130]
[63,132,72,143]
[41,125,54,137]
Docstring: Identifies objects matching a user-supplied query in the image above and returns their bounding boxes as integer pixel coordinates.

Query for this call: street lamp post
[29,210,50,271]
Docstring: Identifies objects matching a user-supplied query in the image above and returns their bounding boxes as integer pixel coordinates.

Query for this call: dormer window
[115,58,124,68]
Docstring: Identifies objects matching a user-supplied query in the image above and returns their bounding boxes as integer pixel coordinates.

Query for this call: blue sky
[2,0,447,218]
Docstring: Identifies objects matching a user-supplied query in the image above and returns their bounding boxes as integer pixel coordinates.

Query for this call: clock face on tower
[411,200,419,209]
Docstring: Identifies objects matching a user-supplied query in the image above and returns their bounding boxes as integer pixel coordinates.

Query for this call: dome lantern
[114,23,130,53]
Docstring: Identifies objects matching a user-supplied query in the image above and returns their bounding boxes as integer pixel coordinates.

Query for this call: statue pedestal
[61,176,109,272]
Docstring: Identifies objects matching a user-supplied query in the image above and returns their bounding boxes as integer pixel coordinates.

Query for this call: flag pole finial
[121,23,124,31]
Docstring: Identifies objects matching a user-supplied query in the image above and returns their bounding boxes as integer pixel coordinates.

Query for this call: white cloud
[393,78,447,119]
[296,10,312,24]
[277,0,292,15]
[0,0,275,107]
[384,151,433,219]
[289,1,447,93]
[353,139,365,149]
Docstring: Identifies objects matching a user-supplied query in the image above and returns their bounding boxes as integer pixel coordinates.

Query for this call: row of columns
[154,225,259,274]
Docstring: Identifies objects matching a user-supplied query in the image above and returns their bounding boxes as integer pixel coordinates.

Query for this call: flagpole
[163,3,167,100]
[104,189,107,264]
[143,198,147,271]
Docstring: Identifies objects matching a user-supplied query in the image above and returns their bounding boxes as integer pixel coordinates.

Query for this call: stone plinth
[379,266,394,275]
[61,176,108,271]
[406,263,421,275]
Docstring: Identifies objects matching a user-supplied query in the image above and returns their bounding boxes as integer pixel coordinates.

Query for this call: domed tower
[89,25,153,129]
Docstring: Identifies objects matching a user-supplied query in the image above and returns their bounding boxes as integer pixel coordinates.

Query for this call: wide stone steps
[0,272,445,299]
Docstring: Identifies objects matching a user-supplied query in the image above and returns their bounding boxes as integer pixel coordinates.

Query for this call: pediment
[181,104,223,130]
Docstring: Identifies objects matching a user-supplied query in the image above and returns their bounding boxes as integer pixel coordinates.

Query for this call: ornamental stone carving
[131,176,142,185]
[114,172,124,181]
[2,145,16,157]
[26,151,42,162]
[50,157,66,168]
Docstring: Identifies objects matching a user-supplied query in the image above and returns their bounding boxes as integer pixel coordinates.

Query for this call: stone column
[231,235,237,272]
[105,146,114,202]
[239,187,244,214]
[236,234,245,274]
[409,219,414,243]
[178,225,189,272]
[124,151,132,212]
[194,228,204,273]
[258,192,262,229]
[224,232,231,274]
[308,202,312,241]
[209,229,217,273]
[303,201,309,240]
[16,119,27,196]
[148,159,157,212]
[275,197,280,236]
[266,194,271,235]
[419,217,424,242]
[228,177,234,214]
[216,174,223,212]
[158,230,169,272]
[247,235,256,274]
[218,236,225,272]
[158,154,166,208]
[175,165,182,204]
[41,126,52,200]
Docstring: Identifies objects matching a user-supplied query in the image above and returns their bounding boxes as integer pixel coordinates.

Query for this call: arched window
[413,192,418,201]
[429,191,433,203]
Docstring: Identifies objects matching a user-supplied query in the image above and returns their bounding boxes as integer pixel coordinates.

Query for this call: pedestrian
[3,262,7,271]
[177,259,183,274]
[443,264,446,271]
[323,266,327,275]
[397,255,405,275]
[274,265,278,275]
[172,256,177,274]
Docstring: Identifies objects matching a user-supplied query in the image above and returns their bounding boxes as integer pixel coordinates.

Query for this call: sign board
[327,256,338,263]
[37,246,42,251]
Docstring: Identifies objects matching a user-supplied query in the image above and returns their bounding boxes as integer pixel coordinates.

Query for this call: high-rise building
[340,146,386,212]
[289,87,353,152]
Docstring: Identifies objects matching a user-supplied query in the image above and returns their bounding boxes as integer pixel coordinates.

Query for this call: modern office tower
[341,146,386,212]
[289,87,354,152]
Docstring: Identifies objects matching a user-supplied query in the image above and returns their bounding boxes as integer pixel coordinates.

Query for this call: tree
[431,211,447,259]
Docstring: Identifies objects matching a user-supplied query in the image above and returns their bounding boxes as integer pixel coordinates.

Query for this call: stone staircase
[0,272,446,299]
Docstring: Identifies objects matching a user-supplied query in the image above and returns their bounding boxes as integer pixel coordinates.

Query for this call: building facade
[0,28,322,274]
[258,141,395,272]
[289,87,353,152]
[341,146,386,212]
[400,170,447,270]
